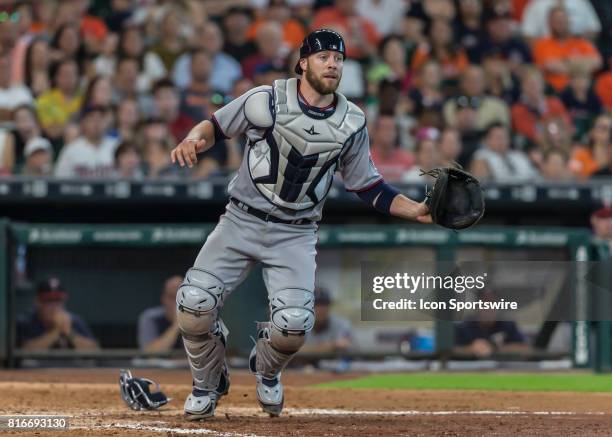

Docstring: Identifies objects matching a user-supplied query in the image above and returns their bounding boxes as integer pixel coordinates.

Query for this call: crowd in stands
[0,0,610,183]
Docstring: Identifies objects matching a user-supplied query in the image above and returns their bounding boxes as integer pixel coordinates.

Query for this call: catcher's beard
[304,65,340,95]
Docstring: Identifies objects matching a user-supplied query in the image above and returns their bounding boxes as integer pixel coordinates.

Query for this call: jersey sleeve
[211,85,273,139]
[338,126,383,192]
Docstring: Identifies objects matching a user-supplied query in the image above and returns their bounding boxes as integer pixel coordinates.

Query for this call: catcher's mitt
[422,167,485,230]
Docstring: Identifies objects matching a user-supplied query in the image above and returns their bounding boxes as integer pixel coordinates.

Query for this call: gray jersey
[212,79,381,221]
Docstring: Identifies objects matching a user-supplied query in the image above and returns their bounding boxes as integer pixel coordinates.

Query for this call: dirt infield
[1,369,612,436]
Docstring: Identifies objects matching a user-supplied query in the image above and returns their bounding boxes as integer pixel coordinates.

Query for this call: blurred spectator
[0,47,33,122]
[594,56,612,111]
[0,129,14,175]
[24,38,52,98]
[114,141,143,179]
[311,0,381,61]
[248,0,307,49]
[590,141,612,178]
[481,48,521,105]
[104,0,134,32]
[242,21,289,80]
[301,288,353,354]
[356,0,406,37]
[111,56,152,113]
[55,105,118,178]
[453,290,530,358]
[479,8,531,74]
[179,50,214,122]
[403,133,441,182]
[455,0,486,62]
[591,207,612,245]
[470,123,539,183]
[153,79,195,143]
[443,65,511,139]
[112,98,140,143]
[143,139,180,179]
[36,58,82,142]
[17,278,99,351]
[368,35,412,95]
[369,114,414,182]
[151,7,187,71]
[22,137,54,177]
[570,114,611,179]
[223,6,258,64]
[137,276,183,352]
[50,23,84,66]
[532,6,602,92]
[173,21,242,94]
[83,75,114,129]
[95,24,166,93]
[405,60,444,120]
[541,148,574,182]
[560,64,603,139]
[511,67,572,149]
[438,128,463,167]
[411,18,468,86]
[521,0,601,40]
[9,105,44,169]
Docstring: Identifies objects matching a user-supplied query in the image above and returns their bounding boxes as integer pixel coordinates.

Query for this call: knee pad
[269,288,314,353]
[176,268,225,338]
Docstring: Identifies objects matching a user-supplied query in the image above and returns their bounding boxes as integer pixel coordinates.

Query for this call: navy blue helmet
[294,29,346,75]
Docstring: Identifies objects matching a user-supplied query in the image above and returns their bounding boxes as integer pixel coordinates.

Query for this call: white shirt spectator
[0,85,33,113]
[55,136,119,178]
[356,0,406,36]
[172,52,241,94]
[521,0,601,38]
[473,147,539,183]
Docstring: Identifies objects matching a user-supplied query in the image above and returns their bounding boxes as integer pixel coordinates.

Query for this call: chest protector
[246,78,365,210]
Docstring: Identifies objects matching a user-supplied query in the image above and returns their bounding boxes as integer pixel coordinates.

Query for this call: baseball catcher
[170,29,435,420]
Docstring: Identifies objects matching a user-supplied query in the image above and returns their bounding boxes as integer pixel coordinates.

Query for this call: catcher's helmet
[294,29,346,75]
[119,369,169,410]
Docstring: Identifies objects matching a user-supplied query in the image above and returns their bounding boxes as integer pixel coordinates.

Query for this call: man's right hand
[170,138,207,168]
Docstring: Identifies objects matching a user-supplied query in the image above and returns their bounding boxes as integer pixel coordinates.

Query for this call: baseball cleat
[184,367,230,420]
[249,346,284,417]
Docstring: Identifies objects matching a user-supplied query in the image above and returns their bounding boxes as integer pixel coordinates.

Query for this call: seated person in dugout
[137,275,183,351]
[17,278,99,350]
[453,289,531,358]
[300,287,353,355]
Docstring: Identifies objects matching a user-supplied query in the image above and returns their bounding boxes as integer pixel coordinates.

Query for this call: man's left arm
[339,127,431,223]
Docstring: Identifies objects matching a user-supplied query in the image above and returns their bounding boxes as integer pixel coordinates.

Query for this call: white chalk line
[65,408,609,436]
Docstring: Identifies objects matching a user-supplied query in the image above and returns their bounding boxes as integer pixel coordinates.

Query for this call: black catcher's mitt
[423,167,485,230]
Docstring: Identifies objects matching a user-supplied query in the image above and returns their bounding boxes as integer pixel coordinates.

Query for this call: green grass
[316,373,612,393]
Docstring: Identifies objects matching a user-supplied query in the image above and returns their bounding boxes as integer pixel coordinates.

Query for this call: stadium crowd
[0,0,610,182]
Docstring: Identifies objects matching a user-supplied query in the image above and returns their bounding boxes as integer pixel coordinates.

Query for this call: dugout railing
[0,222,608,371]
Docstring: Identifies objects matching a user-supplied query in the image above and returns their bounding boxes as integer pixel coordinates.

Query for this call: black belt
[230,198,314,225]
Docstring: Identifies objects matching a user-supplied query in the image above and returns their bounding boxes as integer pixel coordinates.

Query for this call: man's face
[375,116,397,148]
[35,299,64,326]
[56,62,79,94]
[161,276,182,320]
[592,216,612,240]
[191,52,212,83]
[154,87,179,121]
[81,111,105,141]
[302,51,343,95]
[461,67,484,96]
[336,0,357,15]
[550,9,569,38]
[486,127,509,153]
[116,60,138,91]
[314,303,330,325]
[26,150,52,175]
[542,152,567,181]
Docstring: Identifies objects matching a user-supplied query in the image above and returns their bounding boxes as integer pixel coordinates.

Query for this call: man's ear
[300,58,308,72]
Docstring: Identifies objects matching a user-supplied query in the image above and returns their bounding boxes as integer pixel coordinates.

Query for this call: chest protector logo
[246,78,365,210]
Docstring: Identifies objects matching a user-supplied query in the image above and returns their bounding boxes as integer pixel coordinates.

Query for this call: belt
[230,197,314,225]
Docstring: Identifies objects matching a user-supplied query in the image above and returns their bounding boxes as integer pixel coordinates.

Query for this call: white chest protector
[244,78,365,210]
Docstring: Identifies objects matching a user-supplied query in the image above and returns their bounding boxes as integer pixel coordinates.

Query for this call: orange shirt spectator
[311,7,380,60]
[595,71,612,111]
[533,37,601,91]
[512,97,572,145]
[247,19,306,50]
[411,46,469,83]
[569,114,612,179]
[570,146,601,179]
